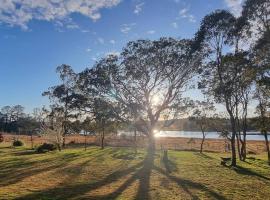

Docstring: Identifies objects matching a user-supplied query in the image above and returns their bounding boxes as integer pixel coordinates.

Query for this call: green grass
[0,144,270,200]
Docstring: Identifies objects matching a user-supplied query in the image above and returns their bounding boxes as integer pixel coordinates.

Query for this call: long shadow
[155,166,227,200]
[162,151,178,174]
[14,149,153,200]
[232,166,270,181]
[161,153,226,200]
[194,152,214,160]
[0,148,113,187]
[11,148,227,200]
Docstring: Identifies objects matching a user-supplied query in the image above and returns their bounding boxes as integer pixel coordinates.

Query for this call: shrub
[13,140,24,147]
[36,143,57,153]
[69,140,76,145]
[0,133,3,143]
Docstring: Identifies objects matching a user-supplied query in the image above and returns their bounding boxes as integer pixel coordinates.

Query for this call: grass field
[0,144,270,200]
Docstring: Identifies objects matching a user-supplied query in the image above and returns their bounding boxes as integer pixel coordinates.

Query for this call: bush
[36,143,57,153]
[69,140,76,145]
[0,133,3,143]
[13,140,24,147]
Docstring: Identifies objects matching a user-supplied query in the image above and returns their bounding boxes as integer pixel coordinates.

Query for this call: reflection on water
[154,131,267,141]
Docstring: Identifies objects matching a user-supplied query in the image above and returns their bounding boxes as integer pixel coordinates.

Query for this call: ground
[0,144,270,200]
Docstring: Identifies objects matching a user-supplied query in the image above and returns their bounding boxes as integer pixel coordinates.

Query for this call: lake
[154,131,268,141]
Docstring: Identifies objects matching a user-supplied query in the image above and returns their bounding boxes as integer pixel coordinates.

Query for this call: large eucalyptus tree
[79,38,203,152]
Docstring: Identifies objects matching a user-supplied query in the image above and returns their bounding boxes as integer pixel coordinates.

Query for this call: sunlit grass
[0,143,269,200]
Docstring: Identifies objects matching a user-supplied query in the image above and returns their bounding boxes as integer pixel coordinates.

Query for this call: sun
[151,95,160,106]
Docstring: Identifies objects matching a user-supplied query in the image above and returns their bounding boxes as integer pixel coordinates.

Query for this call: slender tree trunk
[200,133,205,154]
[235,131,242,161]
[240,133,247,161]
[84,131,87,151]
[101,124,105,149]
[229,115,237,167]
[62,133,66,148]
[199,123,205,153]
[134,128,137,154]
[30,133,33,149]
[263,130,270,165]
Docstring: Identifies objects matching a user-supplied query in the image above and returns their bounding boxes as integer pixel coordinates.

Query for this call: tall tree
[244,0,270,165]
[82,38,203,152]
[196,10,253,166]
[43,65,79,148]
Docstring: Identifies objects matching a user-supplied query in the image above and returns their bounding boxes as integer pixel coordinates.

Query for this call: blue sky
[0,0,242,113]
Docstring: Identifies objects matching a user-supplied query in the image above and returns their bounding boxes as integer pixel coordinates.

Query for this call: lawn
[0,144,270,200]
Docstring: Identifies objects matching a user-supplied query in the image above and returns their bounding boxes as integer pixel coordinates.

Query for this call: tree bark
[229,115,237,167]
[200,123,205,153]
[134,128,137,154]
[30,133,33,149]
[84,131,87,151]
[101,125,105,149]
[235,131,242,161]
[263,130,270,165]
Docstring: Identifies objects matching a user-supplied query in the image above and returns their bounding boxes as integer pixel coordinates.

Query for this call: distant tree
[192,100,215,153]
[1,106,12,131]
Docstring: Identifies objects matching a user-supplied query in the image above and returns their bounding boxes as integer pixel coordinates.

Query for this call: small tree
[192,100,215,153]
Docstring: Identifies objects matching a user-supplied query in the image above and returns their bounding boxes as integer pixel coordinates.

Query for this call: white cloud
[98,37,105,44]
[86,48,92,52]
[110,39,116,44]
[147,30,155,34]
[0,0,121,30]
[179,7,196,23]
[134,2,144,14]
[171,22,178,29]
[120,23,136,34]
[224,0,243,17]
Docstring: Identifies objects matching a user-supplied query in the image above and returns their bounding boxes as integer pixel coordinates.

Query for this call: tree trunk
[134,128,137,154]
[263,130,270,165]
[200,133,205,154]
[84,131,87,151]
[62,134,66,148]
[240,133,247,161]
[235,132,242,161]
[229,116,237,167]
[101,127,105,149]
[199,121,205,153]
[30,133,33,149]
[148,130,155,152]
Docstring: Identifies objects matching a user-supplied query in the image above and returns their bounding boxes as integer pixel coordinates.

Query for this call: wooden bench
[220,157,231,166]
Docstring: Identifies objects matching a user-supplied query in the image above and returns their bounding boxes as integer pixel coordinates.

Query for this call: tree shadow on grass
[194,152,215,160]
[15,148,229,200]
[0,148,114,187]
[232,165,270,181]
[14,157,146,200]
[160,156,227,200]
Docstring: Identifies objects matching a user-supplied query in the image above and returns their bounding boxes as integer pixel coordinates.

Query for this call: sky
[0,0,243,113]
